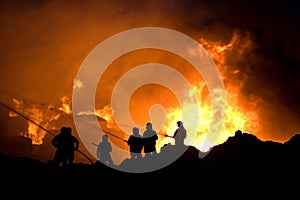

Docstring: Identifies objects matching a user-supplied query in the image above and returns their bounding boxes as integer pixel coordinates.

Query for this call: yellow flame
[24,106,45,145]
[95,31,261,153]
[9,96,75,145]
[155,80,260,152]
[58,96,72,114]
[10,30,261,155]
[95,105,114,127]
[156,31,260,152]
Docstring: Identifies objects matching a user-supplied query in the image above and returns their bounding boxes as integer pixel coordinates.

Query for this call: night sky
[0,0,300,162]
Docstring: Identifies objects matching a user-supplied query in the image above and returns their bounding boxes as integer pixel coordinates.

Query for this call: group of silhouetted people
[51,126,79,167]
[95,122,161,166]
[51,121,187,166]
[127,122,159,159]
[126,121,187,159]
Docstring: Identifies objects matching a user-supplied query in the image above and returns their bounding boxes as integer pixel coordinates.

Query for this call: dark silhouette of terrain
[1,131,300,197]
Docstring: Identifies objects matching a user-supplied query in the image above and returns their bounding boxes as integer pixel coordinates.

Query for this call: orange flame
[58,96,72,115]
[9,96,73,145]
[95,105,114,127]
[9,30,261,157]
[156,31,261,152]
[156,80,260,152]
[95,31,261,153]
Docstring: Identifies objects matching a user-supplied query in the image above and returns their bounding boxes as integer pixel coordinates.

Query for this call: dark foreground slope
[1,132,300,197]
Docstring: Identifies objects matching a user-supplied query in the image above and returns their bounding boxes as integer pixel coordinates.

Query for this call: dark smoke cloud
[0,0,299,160]
[190,0,300,141]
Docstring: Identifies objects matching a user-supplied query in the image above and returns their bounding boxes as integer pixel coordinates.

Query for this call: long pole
[157,132,173,137]
[0,101,94,165]
[102,129,128,142]
[0,102,55,137]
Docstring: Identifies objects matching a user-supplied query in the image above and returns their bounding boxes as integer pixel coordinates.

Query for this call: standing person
[143,122,158,157]
[127,127,144,159]
[64,127,80,166]
[51,126,68,166]
[51,126,79,166]
[172,121,187,149]
[96,134,114,166]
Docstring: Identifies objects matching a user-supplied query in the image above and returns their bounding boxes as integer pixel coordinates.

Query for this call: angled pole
[102,129,128,142]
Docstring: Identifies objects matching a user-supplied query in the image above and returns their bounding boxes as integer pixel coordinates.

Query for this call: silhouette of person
[143,122,158,157]
[64,127,80,165]
[172,121,187,149]
[97,134,114,166]
[51,126,79,166]
[235,129,243,136]
[127,127,143,159]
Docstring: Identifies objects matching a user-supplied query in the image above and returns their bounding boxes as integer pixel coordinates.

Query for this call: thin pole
[102,129,128,142]
[157,132,173,137]
[0,102,55,136]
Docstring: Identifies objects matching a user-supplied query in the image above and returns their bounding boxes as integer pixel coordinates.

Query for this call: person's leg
[68,152,75,165]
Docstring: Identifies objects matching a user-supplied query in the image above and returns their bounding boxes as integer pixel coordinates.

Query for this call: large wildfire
[93,30,262,153]
[7,31,262,155]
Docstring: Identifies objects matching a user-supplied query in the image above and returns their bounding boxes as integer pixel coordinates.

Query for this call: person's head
[66,127,72,136]
[235,130,242,136]
[177,121,183,127]
[60,126,68,135]
[102,134,108,141]
[133,127,139,136]
[146,122,152,130]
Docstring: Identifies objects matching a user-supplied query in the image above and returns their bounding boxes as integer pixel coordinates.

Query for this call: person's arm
[51,136,58,147]
[96,145,100,158]
[172,129,178,138]
[108,143,112,152]
[127,136,132,145]
[73,137,79,150]
[152,132,158,141]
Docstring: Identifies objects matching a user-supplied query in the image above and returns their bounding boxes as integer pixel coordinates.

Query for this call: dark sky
[0,0,299,154]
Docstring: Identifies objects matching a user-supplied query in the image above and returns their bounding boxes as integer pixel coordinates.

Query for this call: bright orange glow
[8,31,261,158]
[95,31,261,153]
[156,80,260,152]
